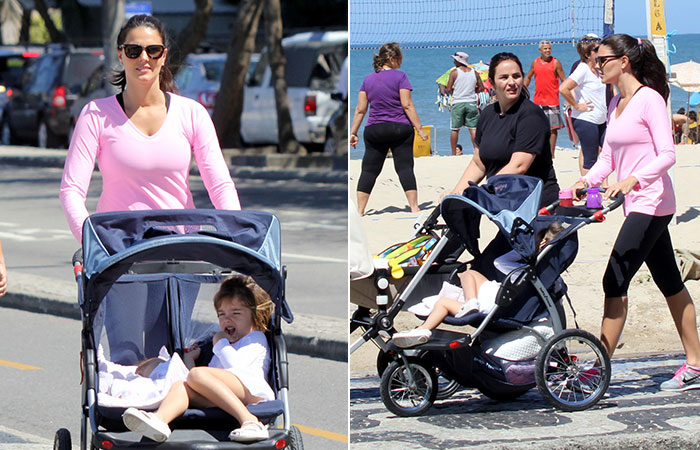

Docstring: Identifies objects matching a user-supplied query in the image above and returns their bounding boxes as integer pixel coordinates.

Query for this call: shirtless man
[525,40,566,158]
[446,51,484,155]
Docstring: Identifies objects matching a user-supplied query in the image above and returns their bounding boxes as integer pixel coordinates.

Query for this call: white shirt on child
[209,330,275,402]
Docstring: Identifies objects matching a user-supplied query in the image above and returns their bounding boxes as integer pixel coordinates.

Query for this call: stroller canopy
[442,175,543,259]
[81,209,291,322]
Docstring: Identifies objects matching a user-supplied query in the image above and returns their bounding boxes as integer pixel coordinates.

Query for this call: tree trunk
[101,0,124,96]
[264,0,304,154]
[34,0,65,42]
[19,5,31,45]
[170,0,214,73]
[212,0,264,148]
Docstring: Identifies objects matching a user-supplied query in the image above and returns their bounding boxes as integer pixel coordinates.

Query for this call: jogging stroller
[52,209,303,450]
[354,175,624,415]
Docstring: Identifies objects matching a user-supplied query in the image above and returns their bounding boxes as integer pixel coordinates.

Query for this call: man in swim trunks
[525,39,566,158]
[447,51,484,156]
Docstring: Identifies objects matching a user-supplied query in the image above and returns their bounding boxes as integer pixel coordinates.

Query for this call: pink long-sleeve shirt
[583,86,676,217]
[60,93,241,242]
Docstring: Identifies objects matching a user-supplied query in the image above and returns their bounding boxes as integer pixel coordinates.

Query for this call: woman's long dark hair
[110,14,177,93]
[488,52,530,99]
[372,42,402,73]
[600,33,669,101]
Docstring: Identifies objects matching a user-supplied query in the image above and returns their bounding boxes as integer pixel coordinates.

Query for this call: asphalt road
[0,165,347,319]
[0,307,348,450]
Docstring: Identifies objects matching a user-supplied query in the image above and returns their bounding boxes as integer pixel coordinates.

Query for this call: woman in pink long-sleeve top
[572,34,700,392]
[60,14,240,243]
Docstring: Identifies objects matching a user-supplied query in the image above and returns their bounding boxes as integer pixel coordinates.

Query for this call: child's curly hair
[213,275,274,332]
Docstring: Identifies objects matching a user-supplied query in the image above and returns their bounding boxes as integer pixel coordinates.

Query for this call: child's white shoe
[392,329,431,348]
[122,407,171,442]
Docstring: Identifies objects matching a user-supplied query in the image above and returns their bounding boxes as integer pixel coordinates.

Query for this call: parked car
[1,45,103,148]
[175,52,259,116]
[240,30,347,150]
[0,46,42,139]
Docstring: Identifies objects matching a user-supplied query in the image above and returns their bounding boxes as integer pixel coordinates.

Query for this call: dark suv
[1,45,103,148]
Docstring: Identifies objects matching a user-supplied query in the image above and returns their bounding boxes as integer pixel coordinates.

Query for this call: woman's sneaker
[660,362,700,392]
[392,329,431,348]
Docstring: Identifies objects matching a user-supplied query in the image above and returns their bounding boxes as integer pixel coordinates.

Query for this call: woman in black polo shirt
[447,52,560,279]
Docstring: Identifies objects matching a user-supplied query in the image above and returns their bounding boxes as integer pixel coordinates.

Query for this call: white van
[240,30,347,149]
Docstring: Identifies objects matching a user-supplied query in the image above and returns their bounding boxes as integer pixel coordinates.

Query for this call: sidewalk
[0,145,348,361]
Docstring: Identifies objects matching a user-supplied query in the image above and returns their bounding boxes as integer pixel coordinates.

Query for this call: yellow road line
[293,424,348,443]
[0,359,42,370]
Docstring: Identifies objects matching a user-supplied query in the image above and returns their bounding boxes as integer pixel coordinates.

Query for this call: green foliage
[29,9,63,44]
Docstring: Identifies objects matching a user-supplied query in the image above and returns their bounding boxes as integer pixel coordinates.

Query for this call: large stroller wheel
[53,428,71,450]
[535,329,611,412]
[380,359,438,416]
[286,425,304,449]
[377,350,460,400]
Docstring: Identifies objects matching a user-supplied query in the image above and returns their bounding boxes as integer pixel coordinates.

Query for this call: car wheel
[323,132,336,155]
[38,120,60,148]
[1,120,13,145]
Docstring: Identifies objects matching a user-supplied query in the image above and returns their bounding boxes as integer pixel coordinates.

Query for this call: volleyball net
[350,0,613,49]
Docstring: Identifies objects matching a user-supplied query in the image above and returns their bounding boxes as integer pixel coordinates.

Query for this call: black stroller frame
[53,209,303,450]
[350,175,624,415]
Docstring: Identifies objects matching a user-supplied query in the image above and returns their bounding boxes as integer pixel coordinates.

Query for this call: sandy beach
[350,144,700,372]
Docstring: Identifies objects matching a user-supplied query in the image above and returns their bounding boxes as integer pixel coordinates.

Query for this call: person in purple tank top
[350,42,428,216]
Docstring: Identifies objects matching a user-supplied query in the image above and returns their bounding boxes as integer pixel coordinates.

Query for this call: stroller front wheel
[53,428,71,450]
[380,359,438,416]
[535,329,611,412]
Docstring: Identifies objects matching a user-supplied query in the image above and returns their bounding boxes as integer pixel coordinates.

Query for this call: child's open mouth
[226,326,235,337]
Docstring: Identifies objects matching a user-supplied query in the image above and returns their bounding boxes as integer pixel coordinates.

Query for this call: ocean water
[349,33,700,159]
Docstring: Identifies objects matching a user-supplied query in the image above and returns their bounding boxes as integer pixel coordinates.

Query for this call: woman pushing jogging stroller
[571,34,700,392]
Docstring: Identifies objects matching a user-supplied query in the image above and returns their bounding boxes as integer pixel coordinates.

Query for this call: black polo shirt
[475,95,560,205]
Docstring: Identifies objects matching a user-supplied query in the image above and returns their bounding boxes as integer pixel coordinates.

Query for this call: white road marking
[0,425,52,445]
[282,252,346,263]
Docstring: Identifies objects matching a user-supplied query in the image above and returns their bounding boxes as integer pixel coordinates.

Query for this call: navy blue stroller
[53,209,303,450]
[364,175,623,415]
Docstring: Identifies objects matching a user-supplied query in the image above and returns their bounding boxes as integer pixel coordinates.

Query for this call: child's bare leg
[155,380,198,424]
[417,297,465,331]
[184,366,260,425]
[459,270,489,299]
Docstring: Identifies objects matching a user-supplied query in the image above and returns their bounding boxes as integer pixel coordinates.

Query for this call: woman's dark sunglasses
[119,44,166,59]
[595,55,619,67]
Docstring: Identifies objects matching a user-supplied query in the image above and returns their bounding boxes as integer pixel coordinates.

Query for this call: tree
[170,0,214,73]
[34,0,65,42]
[263,0,303,154]
[101,0,124,96]
[212,0,264,147]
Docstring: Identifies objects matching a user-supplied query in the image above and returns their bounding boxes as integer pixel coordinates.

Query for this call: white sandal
[229,420,269,442]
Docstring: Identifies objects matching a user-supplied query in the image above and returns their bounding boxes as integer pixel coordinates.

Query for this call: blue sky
[615,0,700,35]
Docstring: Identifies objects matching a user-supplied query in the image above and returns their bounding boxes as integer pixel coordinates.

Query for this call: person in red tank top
[525,40,566,158]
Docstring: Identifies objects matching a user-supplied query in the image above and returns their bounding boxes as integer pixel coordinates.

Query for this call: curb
[0,271,347,362]
[0,146,348,185]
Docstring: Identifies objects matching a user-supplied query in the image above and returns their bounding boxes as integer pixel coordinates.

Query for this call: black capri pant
[603,212,685,298]
[357,122,417,194]
[571,118,606,170]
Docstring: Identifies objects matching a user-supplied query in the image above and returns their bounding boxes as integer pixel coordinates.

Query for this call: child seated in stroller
[392,222,565,348]
[122,275,275,443]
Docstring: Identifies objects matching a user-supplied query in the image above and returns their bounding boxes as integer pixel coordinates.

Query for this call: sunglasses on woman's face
[119,44,166,59]
[595,54,619,67]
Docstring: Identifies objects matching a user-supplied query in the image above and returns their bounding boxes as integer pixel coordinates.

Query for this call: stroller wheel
[535,329,611,412]
[380,359,437,416]
[53,428,71,450]
[435,367,461,400]
[286,425,304,449]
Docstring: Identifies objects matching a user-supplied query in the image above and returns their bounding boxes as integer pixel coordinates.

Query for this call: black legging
[603,212,685,298]
[357,122,416,194]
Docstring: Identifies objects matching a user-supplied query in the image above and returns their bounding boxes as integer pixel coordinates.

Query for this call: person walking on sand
[571,34,700,392]
[525,39,566,158]
[446,51,484,156]
[350,42,428,216]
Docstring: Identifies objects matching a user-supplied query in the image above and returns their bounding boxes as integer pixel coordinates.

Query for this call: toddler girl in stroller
[392,222,565,348]
[122,276,275,443]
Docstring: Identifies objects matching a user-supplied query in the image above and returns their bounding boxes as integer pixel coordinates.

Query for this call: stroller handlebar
[414,204,443,236]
